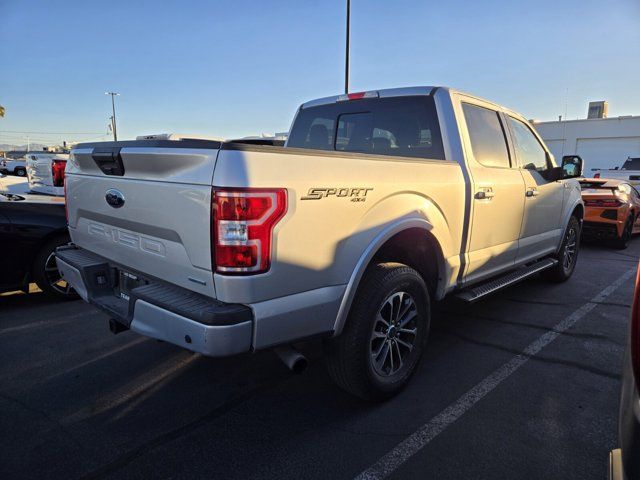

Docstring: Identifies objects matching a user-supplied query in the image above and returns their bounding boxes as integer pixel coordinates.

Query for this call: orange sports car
[580,178,640,249]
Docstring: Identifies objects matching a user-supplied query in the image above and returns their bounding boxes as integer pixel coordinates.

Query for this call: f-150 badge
[301,187,373,202]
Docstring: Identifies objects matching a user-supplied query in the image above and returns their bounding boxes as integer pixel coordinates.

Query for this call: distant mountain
[0,143,47,152]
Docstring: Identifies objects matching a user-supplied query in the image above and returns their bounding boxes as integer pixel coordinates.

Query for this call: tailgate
[66,140,221,298]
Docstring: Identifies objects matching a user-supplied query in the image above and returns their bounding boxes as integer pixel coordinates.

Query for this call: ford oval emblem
[105,189,125,208]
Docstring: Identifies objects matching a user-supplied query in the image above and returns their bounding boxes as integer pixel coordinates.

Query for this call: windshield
[621,157,640,170]
[287,95,445,160]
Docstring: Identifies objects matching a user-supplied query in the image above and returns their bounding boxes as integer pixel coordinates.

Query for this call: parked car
[609,263,640,480]
[580,178,640,249]
[56,86,584,400]
[26,152,69,196]
[0,191,75,298]
[0,157,27,176]
[593,157,640,187]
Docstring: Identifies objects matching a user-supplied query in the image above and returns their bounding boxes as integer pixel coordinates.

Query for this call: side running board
[455,258,558,303]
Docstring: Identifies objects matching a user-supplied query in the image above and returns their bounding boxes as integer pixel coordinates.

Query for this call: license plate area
[116,269,148,301]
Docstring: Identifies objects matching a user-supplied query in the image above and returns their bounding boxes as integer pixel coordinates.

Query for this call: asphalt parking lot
[1,240,638,480]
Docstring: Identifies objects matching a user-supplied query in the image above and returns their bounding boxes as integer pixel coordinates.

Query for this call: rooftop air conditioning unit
[587,101,608,119]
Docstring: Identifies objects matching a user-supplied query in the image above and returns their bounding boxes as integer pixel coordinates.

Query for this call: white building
[533,111,640,172]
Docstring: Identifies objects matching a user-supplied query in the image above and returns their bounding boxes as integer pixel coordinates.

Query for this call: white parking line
[355,268,636,480]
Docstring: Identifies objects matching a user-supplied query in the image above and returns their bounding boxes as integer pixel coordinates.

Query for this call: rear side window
[287,96,445,160]
[462,103,511,168]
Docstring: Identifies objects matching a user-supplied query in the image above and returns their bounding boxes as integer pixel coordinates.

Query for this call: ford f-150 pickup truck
[56,86,585,400]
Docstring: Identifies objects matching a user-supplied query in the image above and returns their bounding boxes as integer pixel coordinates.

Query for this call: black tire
[32,236,78,299]
[324,262,430,401]
[610,214,633,250]
[15,168,26,177]
[542,215,581,283]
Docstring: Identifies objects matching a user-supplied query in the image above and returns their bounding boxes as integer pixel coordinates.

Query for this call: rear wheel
[15,168,26,177]
[611,215,633,250]
[542,215,581,283]
[324,262,430,401]
[33,236,78,299]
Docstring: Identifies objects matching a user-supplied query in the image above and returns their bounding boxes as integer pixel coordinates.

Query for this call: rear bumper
[582,221,620,240]
[609,449,624,480]
[617,345,640,480]
[55,245,253,357]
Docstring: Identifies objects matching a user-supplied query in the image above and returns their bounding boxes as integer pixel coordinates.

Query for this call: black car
[610,263,640,480]
[0,191,75,298]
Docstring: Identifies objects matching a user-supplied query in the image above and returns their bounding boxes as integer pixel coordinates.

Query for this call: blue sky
[0,0,639,147]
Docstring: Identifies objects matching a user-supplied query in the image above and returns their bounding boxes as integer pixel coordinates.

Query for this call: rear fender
[332,193,455,336]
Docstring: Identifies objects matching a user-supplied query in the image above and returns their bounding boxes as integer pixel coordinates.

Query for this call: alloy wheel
[369,291,418,377]
[563,227,577,270]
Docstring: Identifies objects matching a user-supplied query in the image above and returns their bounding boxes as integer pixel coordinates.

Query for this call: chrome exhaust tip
[274,345,308,374]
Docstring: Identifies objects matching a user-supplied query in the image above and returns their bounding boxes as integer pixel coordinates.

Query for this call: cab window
[507,117,549,172]
[462,103,511,168]
[287,96,445,160]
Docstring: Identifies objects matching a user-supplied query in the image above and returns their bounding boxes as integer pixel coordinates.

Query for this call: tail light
[584,199,623,208]
[594,172,601,178]
[631,263,640,387]
[52,159,67,187]
[212,188,287,274]
[337,91,379,102]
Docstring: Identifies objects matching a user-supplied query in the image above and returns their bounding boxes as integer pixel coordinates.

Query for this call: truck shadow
[3,230,637,479]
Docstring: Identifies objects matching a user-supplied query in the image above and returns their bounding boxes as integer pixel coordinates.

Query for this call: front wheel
[324,262,430,401]
[542,215,581,283]
[15,168,26,177]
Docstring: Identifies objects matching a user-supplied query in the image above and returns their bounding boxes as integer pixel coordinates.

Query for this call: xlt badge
[301,187,373,202]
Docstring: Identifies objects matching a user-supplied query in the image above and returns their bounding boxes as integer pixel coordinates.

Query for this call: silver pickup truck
[56,86,584,400]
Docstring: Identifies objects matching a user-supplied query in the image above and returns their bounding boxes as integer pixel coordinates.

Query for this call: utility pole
[345,0,350,94]
[105,92,120,141]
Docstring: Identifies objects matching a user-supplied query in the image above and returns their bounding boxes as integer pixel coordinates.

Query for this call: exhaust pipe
[108,318,128,335]
[274,345,308,374]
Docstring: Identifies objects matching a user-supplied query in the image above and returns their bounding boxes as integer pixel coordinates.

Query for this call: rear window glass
[287,96,445,160]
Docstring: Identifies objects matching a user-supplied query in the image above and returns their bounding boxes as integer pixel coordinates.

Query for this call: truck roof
[301,86,439,109]
[299,86,522,120]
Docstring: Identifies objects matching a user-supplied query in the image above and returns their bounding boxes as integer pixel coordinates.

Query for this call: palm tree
[0,105,5,117]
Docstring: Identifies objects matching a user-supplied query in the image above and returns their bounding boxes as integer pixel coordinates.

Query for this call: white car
[57,86,585,400]
[26,152,69,196]
[0,157,27,177]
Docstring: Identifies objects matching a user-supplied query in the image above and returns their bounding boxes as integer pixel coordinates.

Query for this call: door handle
[526,188,539,197]
[475,189,495,200]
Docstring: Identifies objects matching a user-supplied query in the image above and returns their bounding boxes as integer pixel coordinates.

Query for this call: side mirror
[542,166,564,182]
[561,155,583,179]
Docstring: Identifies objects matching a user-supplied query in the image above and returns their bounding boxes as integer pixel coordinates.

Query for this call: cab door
[458,100,526,285]
[505,116,564,264]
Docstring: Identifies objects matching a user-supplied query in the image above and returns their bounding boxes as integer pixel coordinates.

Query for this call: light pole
[345,0,350,94]
[105,92,120,141]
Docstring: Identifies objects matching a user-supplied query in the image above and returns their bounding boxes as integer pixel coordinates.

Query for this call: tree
[0,105,5,117]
